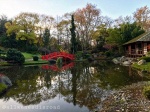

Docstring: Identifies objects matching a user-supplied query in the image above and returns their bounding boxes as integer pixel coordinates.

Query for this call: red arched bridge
[41,52,75,61]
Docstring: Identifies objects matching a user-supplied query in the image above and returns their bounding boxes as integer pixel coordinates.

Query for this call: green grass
[132,62,150,72]
[0,52,47,66]
[22,52,41,59]
[18,52,47,65]
[0,59,48,66]
[0,48,49,66]
[24,59,48,65]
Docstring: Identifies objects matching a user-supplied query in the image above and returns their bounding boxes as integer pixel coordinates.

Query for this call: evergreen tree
[70,15,77,54]
[43,28,50,48]
[107,22,145,45]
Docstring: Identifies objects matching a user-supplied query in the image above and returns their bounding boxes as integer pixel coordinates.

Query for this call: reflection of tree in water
[0,63,107,110]
[57,61,148,111]
[92,61,148,89]
[0,62,148,111]
[0,64,113,110]
[62,62,110,111]
[1,66,60,105]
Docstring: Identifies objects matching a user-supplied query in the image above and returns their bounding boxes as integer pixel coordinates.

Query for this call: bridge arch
[41,52,75,61]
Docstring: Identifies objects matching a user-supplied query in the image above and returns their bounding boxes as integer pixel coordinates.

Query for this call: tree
[0,16,18,49]
[114,16,133,27]
[133,6,150,31]
[70,15,77,54]
[0,15,8,35]
[101,16,114,28]
[43,28,50,48]
[0,15,8,45]
[57,19,71,49]
[74,3,101,50]
[107,22,145,53]
[5,12,40,49]
[91,24,109,50]
[37,14,55,46]
[39,14,54,30]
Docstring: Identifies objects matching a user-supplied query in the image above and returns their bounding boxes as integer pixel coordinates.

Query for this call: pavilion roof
[123,32,150,45]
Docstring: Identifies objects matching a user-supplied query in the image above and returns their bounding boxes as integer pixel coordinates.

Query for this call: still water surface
[0,61,148,112]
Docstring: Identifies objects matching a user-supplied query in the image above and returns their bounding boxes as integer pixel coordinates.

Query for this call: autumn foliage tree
[134,6,150,31]
[75,3,101,50]
[1,3,149,55]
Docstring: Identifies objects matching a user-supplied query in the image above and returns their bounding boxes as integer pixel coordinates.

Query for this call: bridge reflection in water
[41,62,75,71]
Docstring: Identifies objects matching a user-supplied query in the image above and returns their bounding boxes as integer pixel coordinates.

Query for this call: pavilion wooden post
[135,44,137,57]
[143,42,147,55]
[128,45,131,55]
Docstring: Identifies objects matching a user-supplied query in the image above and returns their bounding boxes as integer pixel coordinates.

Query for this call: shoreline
[100,81,150,112]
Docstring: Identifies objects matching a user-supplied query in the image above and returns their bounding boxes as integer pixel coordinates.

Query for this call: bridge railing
[41,52,75,60]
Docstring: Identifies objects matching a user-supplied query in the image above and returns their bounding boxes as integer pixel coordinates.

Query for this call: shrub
[33,56,39,61]
[38,47,50,55]
[99,52,104,56]
[139,56,150,62]
[0,83,7,93]
[91,49,99,54]
[6,49,25,64]
[56,57,62,68]
[83,54,91,59]
[105,51,113,57]
[143,86,150,99]
[146,52,150,57]
[75,51,83,60]
[0,49,6,56]
[0,56,6,60]
[75,51,91,60]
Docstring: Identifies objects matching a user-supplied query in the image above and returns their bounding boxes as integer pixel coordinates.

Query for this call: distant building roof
[123,32,150,45]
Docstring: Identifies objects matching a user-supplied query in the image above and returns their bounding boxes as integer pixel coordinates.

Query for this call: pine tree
[70,15,77,54]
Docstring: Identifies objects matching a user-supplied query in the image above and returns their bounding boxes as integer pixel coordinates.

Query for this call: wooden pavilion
[123,32,150,57]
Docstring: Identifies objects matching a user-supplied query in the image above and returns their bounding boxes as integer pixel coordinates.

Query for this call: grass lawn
[132,62,150,72]
[22,52,41,59]
[22,52,48,65]
[0,52,48,66]
[0,59,48,66]
[24,59,48,65]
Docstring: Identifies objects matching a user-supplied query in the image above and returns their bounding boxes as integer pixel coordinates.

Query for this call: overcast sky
[0,0,150,19]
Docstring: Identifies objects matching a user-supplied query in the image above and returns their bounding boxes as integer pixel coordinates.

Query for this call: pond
[0,61,149,112]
